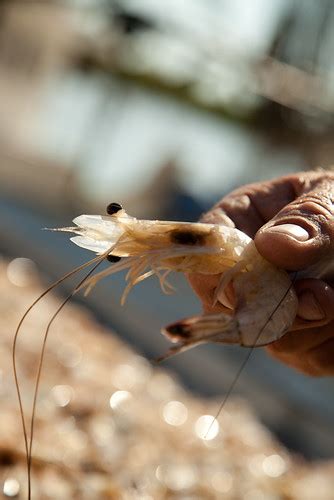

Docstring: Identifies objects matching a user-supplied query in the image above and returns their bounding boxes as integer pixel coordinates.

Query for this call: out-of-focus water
[36,71,302,209]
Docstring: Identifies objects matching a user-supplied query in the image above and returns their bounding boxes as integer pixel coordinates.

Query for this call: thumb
[254,175,334,270]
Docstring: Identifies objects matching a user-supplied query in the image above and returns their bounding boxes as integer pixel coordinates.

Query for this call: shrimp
[56,202,298,356]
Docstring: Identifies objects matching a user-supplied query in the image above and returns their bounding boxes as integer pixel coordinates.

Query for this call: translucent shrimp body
[58,208,298,353]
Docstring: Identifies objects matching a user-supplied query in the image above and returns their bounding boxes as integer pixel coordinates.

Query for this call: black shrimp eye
[106,202,122,215]
[107,255,121,263]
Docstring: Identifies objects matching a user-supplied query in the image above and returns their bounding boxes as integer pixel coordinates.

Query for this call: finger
[266,345,316,375]
[268,321,334,355]
[291,279,334,329]
[208,174,301,237]
[186,273,231,314]
[200,207,235,227]
[268,280,334,354]
[255,172,334,270]
[307,338,334,376]
[187,273,219,307]
[266,320,334,375]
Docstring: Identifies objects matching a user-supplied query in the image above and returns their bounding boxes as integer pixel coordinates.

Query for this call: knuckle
[274,195,334,240]
[297,196,333,219]
[200,208,234,227]
[220,194,251,213]
[283,197,332,220]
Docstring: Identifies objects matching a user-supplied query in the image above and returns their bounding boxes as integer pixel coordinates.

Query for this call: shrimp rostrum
[55,203,298,356]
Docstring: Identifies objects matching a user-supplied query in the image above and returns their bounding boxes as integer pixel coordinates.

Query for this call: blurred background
[1,0,334,462]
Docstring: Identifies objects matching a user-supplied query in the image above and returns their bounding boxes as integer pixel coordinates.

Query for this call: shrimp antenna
[13,248,113,499]
[204,272,298,439]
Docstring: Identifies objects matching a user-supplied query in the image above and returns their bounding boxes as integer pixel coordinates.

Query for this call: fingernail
[298,291,325,321]
[266,223,309,241]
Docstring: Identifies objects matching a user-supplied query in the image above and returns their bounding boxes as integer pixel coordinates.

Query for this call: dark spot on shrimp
[170,229,205,246]
[106,202,122,215]
[166,323,191,338]
[107,254,121,263]
[0,449,16,467]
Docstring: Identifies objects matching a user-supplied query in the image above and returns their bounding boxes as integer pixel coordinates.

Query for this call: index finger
[204,173,304,237]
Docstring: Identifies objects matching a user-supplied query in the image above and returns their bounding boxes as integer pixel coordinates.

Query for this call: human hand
[188,170,334,375]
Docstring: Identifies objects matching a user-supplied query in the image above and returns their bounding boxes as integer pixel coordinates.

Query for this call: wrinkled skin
[188,170,334,376]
